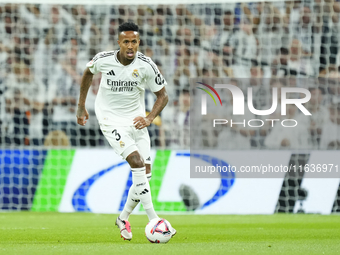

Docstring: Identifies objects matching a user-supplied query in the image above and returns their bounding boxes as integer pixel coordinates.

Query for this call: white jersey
[87,50,166,126]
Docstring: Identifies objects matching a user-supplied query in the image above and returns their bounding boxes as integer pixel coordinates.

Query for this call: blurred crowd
[0,1,340,149]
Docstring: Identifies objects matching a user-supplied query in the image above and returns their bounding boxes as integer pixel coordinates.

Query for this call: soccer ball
[145,218,172,243]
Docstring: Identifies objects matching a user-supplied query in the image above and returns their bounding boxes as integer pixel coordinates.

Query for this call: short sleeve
[143,57,167,92]
[86,52,105,74]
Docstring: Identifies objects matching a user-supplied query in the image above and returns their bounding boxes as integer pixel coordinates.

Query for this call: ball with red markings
[145,218,172,243]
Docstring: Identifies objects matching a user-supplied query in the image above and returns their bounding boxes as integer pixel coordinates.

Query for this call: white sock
[132,167,158,221]
[146,172,152,181]
[119,171,154,221]
[119,185,139,221]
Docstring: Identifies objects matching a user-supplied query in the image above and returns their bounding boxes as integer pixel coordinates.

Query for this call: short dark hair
[280,47,289,55]
[182,88,190,94]
[118,22,139,33]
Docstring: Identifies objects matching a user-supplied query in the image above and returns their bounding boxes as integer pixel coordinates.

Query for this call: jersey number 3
[112,129,121,141]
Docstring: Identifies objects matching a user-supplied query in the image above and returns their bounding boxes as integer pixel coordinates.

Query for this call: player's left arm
[134,87,168,130]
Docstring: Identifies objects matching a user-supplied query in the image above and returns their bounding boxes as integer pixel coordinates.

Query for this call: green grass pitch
[0,212,339,255]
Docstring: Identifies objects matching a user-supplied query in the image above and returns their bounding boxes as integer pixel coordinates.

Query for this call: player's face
[118,31,140,63]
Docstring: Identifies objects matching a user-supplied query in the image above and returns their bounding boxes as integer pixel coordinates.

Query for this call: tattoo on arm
[147,87,168,121]
[78,68,94,106]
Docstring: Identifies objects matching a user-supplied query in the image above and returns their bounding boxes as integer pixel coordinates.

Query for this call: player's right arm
[76,67,93,126]
[77,52,104,126]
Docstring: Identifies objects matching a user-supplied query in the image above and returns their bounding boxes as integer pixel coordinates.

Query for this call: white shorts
[100,124,151,164]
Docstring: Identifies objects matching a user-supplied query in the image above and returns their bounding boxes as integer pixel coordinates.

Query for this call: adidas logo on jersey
[107,70,115,76]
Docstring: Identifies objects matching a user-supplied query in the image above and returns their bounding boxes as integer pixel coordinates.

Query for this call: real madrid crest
[120,141,125,148]
[132,69,139,78]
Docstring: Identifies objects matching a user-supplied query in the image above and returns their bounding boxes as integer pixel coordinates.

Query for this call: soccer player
[76,22,176,241]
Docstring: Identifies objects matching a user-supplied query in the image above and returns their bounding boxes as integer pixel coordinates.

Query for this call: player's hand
[133,116,152,130]
[76,105,89,126]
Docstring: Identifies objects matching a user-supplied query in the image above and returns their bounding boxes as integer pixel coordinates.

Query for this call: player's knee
[126,151,145,168]
[131,160,144,168]
[129,158,144,168]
